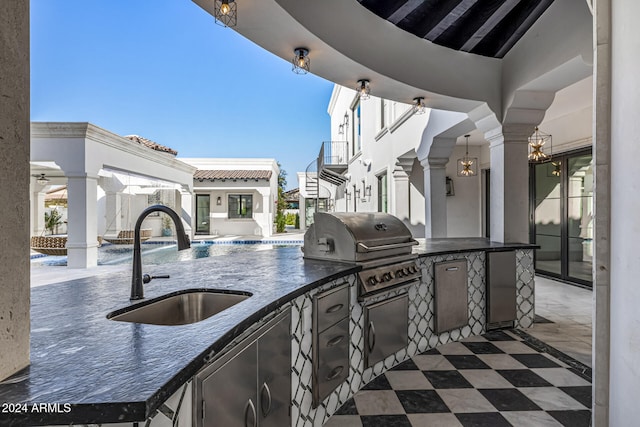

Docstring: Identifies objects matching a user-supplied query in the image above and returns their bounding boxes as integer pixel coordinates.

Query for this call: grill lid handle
[357,240,418,252]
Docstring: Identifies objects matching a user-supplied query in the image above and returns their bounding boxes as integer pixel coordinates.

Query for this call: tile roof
[124,135,178,156]
[194,170,273,181]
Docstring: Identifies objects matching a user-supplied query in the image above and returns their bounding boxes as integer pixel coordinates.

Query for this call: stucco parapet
[31,122,197,176]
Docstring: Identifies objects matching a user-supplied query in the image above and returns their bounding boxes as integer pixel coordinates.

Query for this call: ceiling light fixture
[214,0,237,28]
[356,79,370,100]
[528,127,552,162]
[412,97,426,115]
[457,135,477,177]
[36,174,50,185]
[292,48,310,74]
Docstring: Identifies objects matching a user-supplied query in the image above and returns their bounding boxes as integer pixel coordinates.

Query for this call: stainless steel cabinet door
[201,341,258,427]
[257,313,291,427]
[364,294,408,368]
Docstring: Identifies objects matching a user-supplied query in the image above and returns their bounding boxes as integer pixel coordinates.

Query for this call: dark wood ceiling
[358,0,555,58]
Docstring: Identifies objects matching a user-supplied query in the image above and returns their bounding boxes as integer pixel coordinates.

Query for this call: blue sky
[30,0,334,190]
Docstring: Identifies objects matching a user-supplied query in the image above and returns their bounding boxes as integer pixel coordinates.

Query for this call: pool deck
[30,231,305,288]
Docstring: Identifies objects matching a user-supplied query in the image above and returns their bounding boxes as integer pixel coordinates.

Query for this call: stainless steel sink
[107,289,252,326]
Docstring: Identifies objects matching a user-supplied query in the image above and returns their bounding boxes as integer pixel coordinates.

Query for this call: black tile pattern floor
[326,329,591,427]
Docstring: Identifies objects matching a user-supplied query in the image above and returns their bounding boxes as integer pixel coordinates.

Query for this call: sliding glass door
[530,149,593,287]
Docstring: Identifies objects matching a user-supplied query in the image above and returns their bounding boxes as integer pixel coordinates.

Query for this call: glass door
[567,155,594,283]
[530,149,592,287]
[196,194,210,234]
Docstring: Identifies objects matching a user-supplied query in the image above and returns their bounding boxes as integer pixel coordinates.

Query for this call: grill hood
[303,212,418,263]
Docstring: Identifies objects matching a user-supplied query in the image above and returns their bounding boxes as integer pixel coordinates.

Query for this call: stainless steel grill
[304,212,421,299]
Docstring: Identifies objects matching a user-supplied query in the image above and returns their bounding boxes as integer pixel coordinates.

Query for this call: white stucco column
[256,188,273,237]
[103,191,121,236]
[602,0,640,425]
[392,166,410,221]
[486,125,531,243]
[30,179,48,236]
[420,157,448,238]
[66,174,99,268]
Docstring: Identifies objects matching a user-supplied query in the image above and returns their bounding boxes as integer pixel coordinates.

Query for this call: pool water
[31,241,302,267]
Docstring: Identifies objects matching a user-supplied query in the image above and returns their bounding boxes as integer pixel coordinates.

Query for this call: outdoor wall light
[528,126,552,162]
[364,185,372,197]
[292,48,310,74]
[216,196,222,205]
[457,134,478,177]
[412,97,427,115]
[356,79,371,100]
[338,123,344,135]
[214,0,237,28]
[343,113,350,127]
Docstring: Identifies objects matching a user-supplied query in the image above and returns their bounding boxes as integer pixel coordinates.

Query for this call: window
[380,99,386,130]
[352,100,361,155]
[377,173,388,213]
[228,194,253,219]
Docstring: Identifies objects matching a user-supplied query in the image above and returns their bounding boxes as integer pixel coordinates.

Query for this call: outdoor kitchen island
[0,239,536,427]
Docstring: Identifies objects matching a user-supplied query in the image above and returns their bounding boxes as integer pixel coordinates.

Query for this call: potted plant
[161,215,172,237]
[44,209,63,235]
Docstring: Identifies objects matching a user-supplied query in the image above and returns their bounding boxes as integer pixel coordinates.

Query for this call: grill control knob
[396,269,404,277]
[411,266,419,273]
[375,274,383,283]
[367,276,378,286]
[402,268,410,275]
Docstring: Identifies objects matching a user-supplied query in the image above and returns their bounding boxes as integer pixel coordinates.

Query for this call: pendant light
[214,0,237,27]
[528,127,552,162]
[412,97,426,115]
[457,134,477,177]
[356,79,370,100]
[292,48,310,74]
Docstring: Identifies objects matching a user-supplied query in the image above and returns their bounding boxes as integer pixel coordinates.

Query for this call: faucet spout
[131,205,191,300]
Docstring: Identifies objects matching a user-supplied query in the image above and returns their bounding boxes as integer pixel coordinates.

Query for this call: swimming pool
[31,240,303,267]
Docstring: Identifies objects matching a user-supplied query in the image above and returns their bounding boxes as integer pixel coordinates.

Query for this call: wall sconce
[343,113,349,127]
[338,123,344,135]
[345,190,351,201]
[446,177,454,196]
[364,185,372,197]
[214,0,237,27]
[356,79,370,100]
[457,134,478,177]
[35,173,50,185]
[528,126,552,162]
[216,196,222,205]
[355,188,361,198]
[292,47,310,74]
[412,97,426,115]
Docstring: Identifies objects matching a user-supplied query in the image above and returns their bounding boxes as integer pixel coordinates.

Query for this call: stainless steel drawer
[314,284,349,332]
[313,317,349,406]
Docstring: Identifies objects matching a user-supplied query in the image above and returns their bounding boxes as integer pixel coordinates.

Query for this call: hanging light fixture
[356,79,370,100]
[292,48,310,74]
[214,0,237,28]
[412,97,426,115]
[36,173,50,185]
[528,126,552,162]
[457,134,478,177]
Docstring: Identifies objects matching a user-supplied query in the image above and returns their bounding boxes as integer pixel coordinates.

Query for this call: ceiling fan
[32,173,50,185]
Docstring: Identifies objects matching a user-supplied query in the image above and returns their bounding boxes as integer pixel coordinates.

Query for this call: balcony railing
[318,141,348,169]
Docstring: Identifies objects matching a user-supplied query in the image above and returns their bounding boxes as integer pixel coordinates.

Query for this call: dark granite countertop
[0,239,537,426]
[413,238,538,256]
[0,247,358,426]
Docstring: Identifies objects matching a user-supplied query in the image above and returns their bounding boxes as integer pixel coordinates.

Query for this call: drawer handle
[244,399,257,427]
[327,335,345,347]
[368,321,376,353]
[326,365,344,381]
[260,382,272,417]
[446,267,459,271]
[326,303,344,313]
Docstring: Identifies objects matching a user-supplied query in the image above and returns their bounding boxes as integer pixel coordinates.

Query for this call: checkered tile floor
[324,329,592,427]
